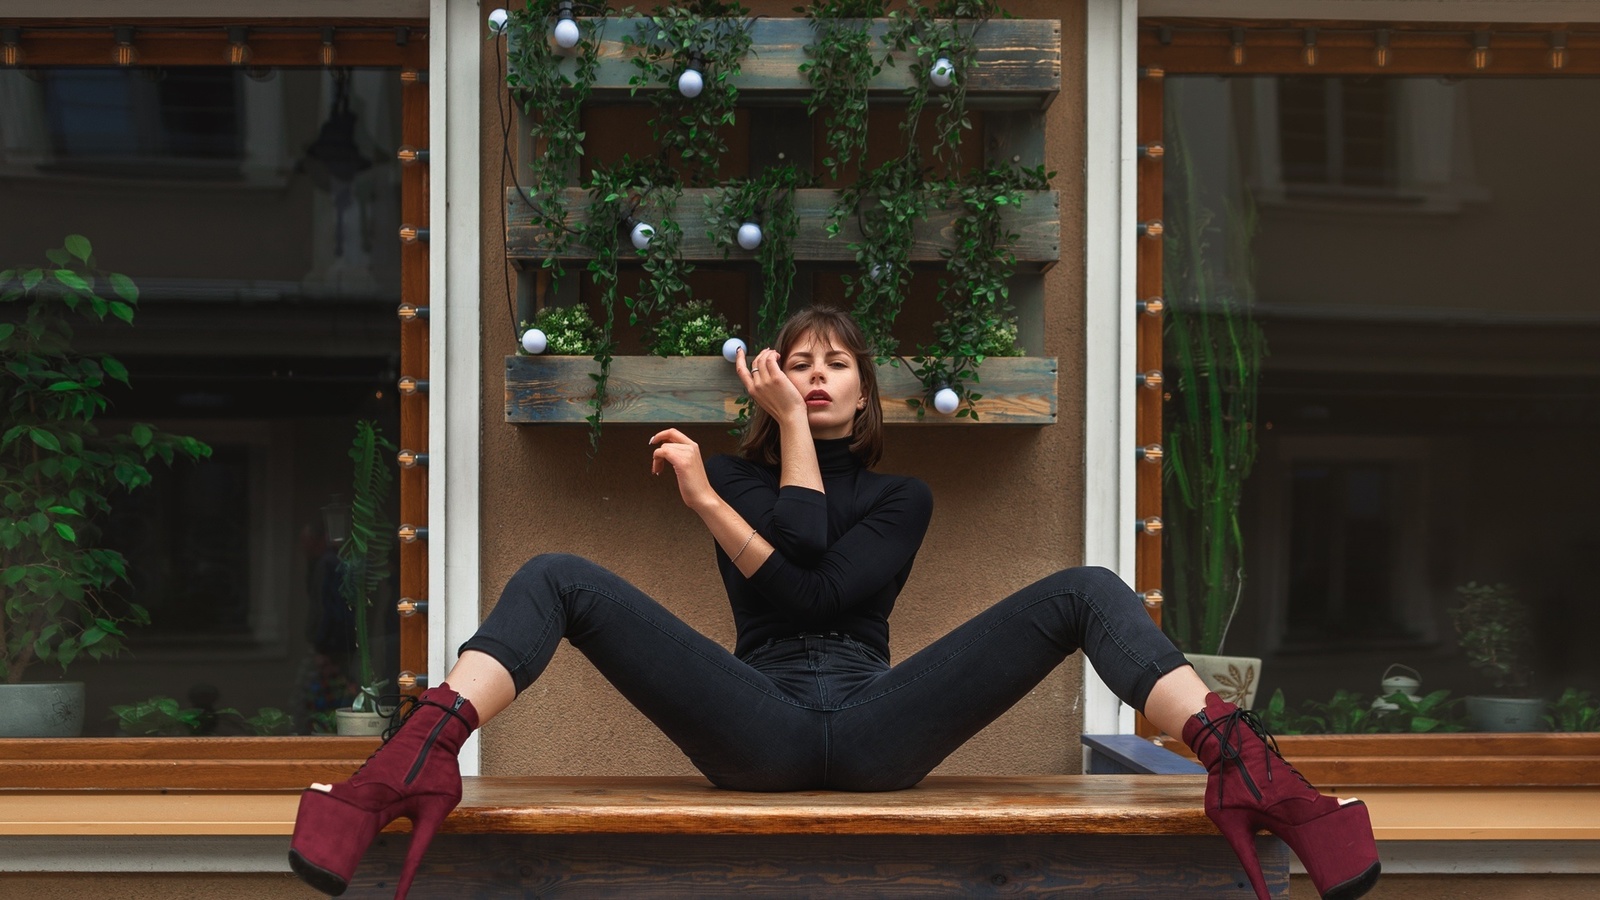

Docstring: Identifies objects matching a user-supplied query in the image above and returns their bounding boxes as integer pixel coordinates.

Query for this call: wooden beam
[505,356,1056,426]
[0,737,379,790]
[519,18,1060,110]
[506,188,1060,268]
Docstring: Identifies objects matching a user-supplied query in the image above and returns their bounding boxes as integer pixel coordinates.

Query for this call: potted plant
[332,420,398,736]
[645,299,737,358]
[0,238,209,737]
[1159,102,1267,708]
[1449,581,1546,732]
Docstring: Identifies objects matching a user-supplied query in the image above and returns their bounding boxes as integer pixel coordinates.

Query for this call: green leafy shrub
[1545,688,1600,732]
[519,304,601,356]
[1449,581,1535,692]
[110,695,238,737]
[646,300,737,357]
[1,237,210,685]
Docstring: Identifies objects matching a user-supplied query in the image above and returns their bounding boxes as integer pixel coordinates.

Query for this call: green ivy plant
[799,0,887,180]
[626,0,753,183]
[504,0,611,283]
[0,238,211,686]
[646,299,737,356]
[707,164,806,344]
[1545,688,1600,732]
[833,154,933,359]
[631,183,694,330]
[339,420,395,715]
[908,162,1050,419]
[519,303,602,356]
[884,0,1002,167]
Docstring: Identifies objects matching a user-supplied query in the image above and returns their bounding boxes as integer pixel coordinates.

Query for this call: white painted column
[429,0,484,776]
[1081,0,1140,745]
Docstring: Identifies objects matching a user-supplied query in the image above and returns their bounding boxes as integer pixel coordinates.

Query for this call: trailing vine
[832,155,934,359]
[504,0,609,281]
[799,0,886,180]
[626,1,754,183]
[706,164,806,344]
[907,162,1051,419]
[884,0,1001,167]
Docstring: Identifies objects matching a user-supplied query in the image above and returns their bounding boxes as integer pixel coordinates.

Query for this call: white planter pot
[1186,654,1263,711]
[1465,696,1547,733]
[335,708,390,737]
[0,681,85,737]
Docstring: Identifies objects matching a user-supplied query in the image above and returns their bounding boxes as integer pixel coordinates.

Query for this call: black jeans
[460,553,1190,791]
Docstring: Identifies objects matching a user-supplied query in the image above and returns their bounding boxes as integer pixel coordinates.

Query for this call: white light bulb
[722,337,747,363]
[736,222,762,250]
[933,387,960,415]
[869,263,887,282]
[553,17,580,48]
[487,8,510,35]
[630,221,654,250]
[678,67,704,98]
[930,57,954,88]
[520,327,548,355]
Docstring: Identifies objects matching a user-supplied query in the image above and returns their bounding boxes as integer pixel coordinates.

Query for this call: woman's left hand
[650,428,716,511]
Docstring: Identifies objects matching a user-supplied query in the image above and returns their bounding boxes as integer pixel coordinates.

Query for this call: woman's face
[781,329,865,440]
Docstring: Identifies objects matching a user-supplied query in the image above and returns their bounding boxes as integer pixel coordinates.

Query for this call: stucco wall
[475,0,1089,778]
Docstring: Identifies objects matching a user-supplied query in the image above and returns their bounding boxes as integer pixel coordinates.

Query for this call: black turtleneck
[705,438,933,661]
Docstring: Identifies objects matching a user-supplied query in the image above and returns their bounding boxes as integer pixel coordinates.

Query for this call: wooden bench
[346,775,1286,898]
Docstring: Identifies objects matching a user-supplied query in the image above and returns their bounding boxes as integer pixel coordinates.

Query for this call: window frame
[0,20,432,790]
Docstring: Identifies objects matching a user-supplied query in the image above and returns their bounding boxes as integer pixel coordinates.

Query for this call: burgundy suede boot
[1183,692,1381,900]
[289,684,479,899]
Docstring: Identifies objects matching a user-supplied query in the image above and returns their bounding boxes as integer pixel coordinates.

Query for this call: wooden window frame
[0,21,430,790]
[1135,19,1600,779]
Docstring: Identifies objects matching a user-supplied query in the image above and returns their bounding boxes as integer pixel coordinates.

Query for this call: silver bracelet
[730,529,758,563]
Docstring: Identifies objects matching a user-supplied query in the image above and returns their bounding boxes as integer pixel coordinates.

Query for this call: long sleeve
[706,454,829,564]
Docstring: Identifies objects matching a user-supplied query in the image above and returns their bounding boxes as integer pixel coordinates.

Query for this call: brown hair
[738,306,884,469]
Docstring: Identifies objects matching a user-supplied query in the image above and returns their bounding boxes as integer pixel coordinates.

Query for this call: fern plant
[337,420,395,713]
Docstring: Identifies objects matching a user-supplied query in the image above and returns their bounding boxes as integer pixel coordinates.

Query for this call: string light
[722,337,746,363]
[2,28,22,67]
[1229,28,1245,66]
[932,385,960,416]
[226,26,251,66]
[930,57,954,87]
[1550,31,1569,70]
[629,219,654,250]
[678,51,705,98]
[554,0,580,49]
[487,8,510,35]
[1302,27,1318,67]
[1374,29,1391,68]
[320,27,336,67]
[112,26,137,67]
[736,220,762,250]
[1472,30,1492,70]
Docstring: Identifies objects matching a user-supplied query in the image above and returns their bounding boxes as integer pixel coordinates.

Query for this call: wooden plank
[397,54,430,696]
[442,775,1216,836]
[8,26,429,68]
[347,833,1286,898]
[505,356,1057,426]
[506,188,1060,267]
[0,737,379,790]
[0,737,379,761]
[521,18,1060,110]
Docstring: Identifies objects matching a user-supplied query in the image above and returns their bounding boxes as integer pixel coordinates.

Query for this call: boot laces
[1198,707,1314,804]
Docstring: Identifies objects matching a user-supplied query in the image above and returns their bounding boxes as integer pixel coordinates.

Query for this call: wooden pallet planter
[506,188,1060,268]
[519,17,1061,109]
[505,355,1056,425]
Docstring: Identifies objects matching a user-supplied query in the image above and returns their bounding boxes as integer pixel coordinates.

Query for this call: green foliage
[1255,688,1322,736]
[1545,688,1600,732]
[834,155,933,358]
[706,164,808,343]
[1379,689,1468,734]
[0,238,210,685]
[338,421,395,712]
[1258,688,1468,735]
[631,184,693,329]
[504,0,610,283]
[243,706,296,736]
[646,300,737,357]
[884,0,1003,167]
[519,303,602,356]
[909,162,1049,420]
[577,158,651,454]
[109,695,239,737]
[1161,103,1266,656]
[799,1,887,180]
[625,1,753,182]
[1449,581,1534,692]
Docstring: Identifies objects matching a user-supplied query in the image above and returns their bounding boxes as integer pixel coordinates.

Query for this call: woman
[288,307,1379,900]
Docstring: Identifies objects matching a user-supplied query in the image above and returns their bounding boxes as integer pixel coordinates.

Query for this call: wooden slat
[351,832,1287,898]
[6,26,429,68]
[0,737,379,790]
[525,18,1060,109]
[505,356,1057,426]
[505,188,1060,267]
[397,56,430,696]
[442,775,1215,836]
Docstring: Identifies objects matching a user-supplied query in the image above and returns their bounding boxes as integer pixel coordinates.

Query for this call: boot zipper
[405,696,465,786]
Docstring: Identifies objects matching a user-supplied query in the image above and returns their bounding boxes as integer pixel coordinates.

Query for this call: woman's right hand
[736,346,807,425]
